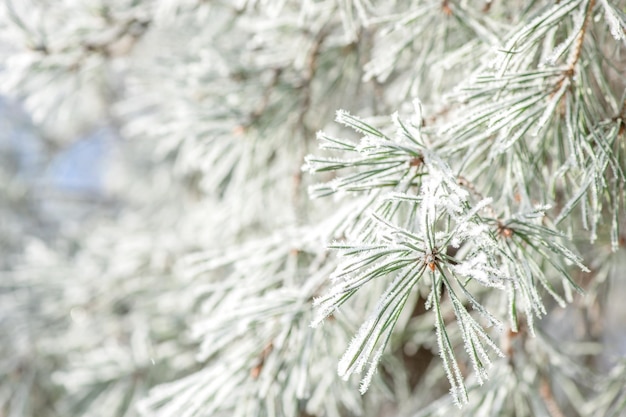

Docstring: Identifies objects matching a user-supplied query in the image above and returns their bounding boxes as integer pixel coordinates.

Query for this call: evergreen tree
[1,1,625,416]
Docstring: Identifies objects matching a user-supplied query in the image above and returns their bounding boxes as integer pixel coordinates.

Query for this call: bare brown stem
[566,0,596,72]
[552,0,596,105]
[540,377,567,417]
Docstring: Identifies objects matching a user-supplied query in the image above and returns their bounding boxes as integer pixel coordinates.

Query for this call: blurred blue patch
[44,127,116,194]
[0,97,43,178]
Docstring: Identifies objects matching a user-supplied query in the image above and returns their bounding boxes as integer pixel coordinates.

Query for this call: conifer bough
[0,1,625,417]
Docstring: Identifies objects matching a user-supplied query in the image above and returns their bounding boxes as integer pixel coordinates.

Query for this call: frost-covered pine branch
[1,1,625,417]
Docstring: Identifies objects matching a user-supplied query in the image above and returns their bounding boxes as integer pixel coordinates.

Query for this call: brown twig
[550,0,595,111]
[540,376,567,417]
[554,0,596,91]
[482,0,493,13]
[566,0,596,71]
[618,96,626,135]
[250,342,274,379]
[245,67,284,128]
[293,28,330,209]
[296,28,330,134]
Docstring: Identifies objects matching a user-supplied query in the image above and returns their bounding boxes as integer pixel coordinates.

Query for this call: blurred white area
[604,255,626,360]
[0,95,120,256]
